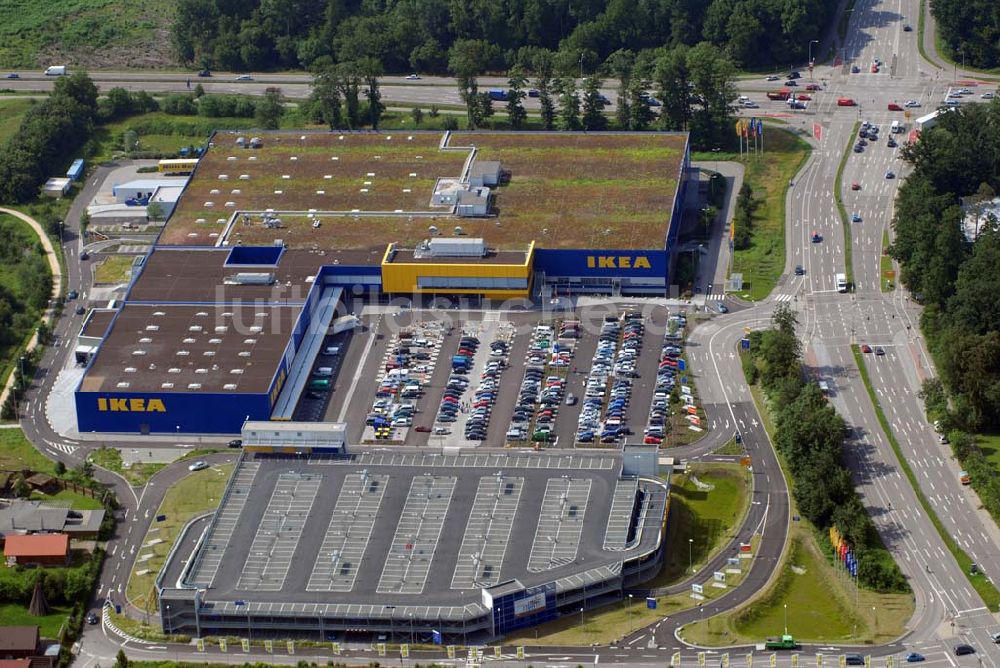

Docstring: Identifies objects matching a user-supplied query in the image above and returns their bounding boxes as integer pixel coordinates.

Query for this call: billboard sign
[513,591,547,617]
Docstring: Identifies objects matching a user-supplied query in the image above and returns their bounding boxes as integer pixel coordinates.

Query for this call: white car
[765,75,780,81]
[405,73,421,80]
[981,92,995,99]
[904,100,921,107]
[188,461,209,472]
[743,100,759,108]
[234,74,253,81]
[957,87,972,95]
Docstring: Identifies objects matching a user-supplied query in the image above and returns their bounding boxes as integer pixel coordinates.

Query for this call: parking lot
[291,304,686,449]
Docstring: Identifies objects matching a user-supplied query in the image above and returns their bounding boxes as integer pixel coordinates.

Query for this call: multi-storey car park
[74,130,693,435]
[157,450,668,642]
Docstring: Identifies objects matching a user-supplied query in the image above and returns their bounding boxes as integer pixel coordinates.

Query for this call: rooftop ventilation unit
[224,383,238,390]
[188,383,202,390]
[225,272,275,286]
[161,382,174,389]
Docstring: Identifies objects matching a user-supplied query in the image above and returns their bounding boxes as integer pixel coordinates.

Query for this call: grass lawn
[93,255,135,285]
[0,428,54,473]
[694,127,811,301]
[880,229,895,292]
[682,530,910,645]
[0,602,72,639]
[127,463,234,615]
[649,464,751,586]
[31,487,104,510]
[980,432,1000,471]
[0,97,33,144]
[505,597,666,646]
[0,0,175,69]
[88,446,164,486]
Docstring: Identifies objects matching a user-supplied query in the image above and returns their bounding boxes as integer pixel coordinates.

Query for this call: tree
[146,201,165,222]
[54,460,66,476]
[505,67,528,130]
[532,50,557,131]
[605,49,635,129]
[556,78,581,131]
[685,42,738,149]
[359,57,385,130]
[336,63,362,129]
[449,39,492,130]
[580,77,607,131]
[654,45,692,131]
[115,649,129,668]
[53,71,98,112]
[11,473,29,499]
[626,78,655,131]
[308,58,343,130]
[255,89,284,130]
[410,107,424,127]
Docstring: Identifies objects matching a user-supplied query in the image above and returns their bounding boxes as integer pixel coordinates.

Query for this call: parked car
[953,645,975,656]
[904,654,923,663]
[227,439,242,448]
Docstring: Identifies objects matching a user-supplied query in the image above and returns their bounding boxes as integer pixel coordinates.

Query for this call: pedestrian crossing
[773,293,794,302]
[704,292,726,301]
[50,442,77,456]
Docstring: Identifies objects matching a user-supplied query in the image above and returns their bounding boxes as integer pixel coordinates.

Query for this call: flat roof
[80,310,116,339]
[159,131,687,253]
[78,303,300,394]
[126,247,325,304]
[3,533,69,557]
[173,452,665,612]
[386,246,529,265]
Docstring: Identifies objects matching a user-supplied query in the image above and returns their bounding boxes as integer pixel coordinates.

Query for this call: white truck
[44,65,67,76]
[836,273,848,293]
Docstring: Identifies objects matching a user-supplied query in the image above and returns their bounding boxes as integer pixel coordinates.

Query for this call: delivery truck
[44,65,67,76]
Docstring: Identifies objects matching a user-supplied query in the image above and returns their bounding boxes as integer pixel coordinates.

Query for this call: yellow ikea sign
[97,397,166,413]
[586,255,652,270]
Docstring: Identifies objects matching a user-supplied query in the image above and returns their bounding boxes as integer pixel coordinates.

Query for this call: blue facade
[533,249,668,280]
[491,583,557,636]
[75,390,271,434]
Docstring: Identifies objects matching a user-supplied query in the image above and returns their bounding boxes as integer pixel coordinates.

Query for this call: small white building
[468,160,501,187]
[42,177,72,198]
[241,420,346,453]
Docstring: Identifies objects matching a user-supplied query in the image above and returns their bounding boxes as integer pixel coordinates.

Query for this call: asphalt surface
[13,0,1000,665]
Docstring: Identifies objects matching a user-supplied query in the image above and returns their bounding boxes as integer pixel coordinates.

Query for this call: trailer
[66,158,84,181]
[764,635,799,650]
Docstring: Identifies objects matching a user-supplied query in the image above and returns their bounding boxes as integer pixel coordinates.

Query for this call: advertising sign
[514,591,547,617]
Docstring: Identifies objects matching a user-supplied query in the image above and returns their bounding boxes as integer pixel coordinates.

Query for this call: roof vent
[139,337,152,344]
[230,369,244,375]
[132,350,147,356]
[189,325,203,332]
[145,325,159,331]
[249,326,262,333]
[203,351,216,357]
[124,367,137,373]
[168,368,181,374]
[243,338,256,344]
[214,326,228,333]
[238,351,251,357]
[176,350,190,356]
[196,311,208,317]
[161,382,174,389]
[187,383,202,390]
[209,338,222,344]
[223,383,238,390]
[116,382,130,389]
[153,311,166,316]
[195,368,208,374]
[183,337,196,344]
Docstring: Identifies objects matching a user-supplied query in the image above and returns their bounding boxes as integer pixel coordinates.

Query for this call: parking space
[527,477,592,572]
[377,475,457,594]
[435,321,515,445]
[643,312,687,446]
[307,472,389,592]
[362,321,447,443]
[237,472,322,591]
[506,321,576,446]
[451,474,524,589]
[292,330,354,422]
[188,462,260,588]
[604,478,640,550]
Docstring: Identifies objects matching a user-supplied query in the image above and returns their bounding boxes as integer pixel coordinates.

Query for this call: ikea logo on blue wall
[97,397,166,412]
[586,255,652,270]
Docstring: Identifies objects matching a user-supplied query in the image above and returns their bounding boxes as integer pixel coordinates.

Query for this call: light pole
[808,40,819,78]
[783,604,787,635]
[871,606,876,640]
[165,604,172,635]
[688,538,694,573]
[628,594,633,635]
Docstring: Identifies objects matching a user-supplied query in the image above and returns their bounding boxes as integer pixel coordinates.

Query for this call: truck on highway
[762,635,800,650]
[766,88,791,101]
[44,65,67,76]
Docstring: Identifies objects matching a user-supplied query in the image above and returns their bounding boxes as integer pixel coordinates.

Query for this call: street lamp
[688,538,694,573]
[808,40,819,78]
[783,604,787,635]
[628,594,634,635]
[165,604,172,635]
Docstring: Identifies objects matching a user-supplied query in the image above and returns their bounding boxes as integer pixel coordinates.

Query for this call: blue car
[905,654,924,663]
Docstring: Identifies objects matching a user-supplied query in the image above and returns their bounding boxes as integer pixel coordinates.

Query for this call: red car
[414,426,431,433]
[851,182,861,190]
[805,84,821,91]
[797,94,812,101]
[861,344,872,353]
[644,435,663,445]
[870,64,879,73]
[887,103,903,111]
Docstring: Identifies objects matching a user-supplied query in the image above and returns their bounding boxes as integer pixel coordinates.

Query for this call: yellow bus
[157,158,198,175]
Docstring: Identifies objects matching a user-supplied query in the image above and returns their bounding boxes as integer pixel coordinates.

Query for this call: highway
[11,0,1000,664]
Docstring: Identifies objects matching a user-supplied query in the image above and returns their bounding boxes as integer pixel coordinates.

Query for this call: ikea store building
[74,131,694,435]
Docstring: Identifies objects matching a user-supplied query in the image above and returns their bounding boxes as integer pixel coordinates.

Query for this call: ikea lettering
[586,255,652,270]
[97,397,166,413]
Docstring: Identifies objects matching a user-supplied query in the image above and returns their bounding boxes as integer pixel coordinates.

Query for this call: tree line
[172,0,834,74]
[930,0,1000,69]
[744,306,909,593]
[892,101,1000,431]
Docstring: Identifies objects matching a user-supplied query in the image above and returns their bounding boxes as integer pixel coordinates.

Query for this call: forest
[930,0,1000,69]
[171,0,835,73]
[892,101,1000,432]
